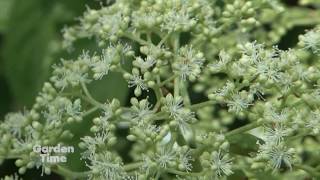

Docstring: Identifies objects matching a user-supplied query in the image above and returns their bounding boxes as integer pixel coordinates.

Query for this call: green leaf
[227,133,262,156]
[0,77,11,117]
[2,0,58,107]
[1,0,97,107]
[0,0,13,32]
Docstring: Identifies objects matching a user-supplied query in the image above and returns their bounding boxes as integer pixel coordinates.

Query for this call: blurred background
[0,0,318,179]
[0,0,111,179]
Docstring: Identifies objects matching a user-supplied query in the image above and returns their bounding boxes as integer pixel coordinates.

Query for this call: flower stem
[51,165,90,180]
[123,162,144,171]
[166,169,203,176]
[159,75,177,87]
[174,77,180,97]
[80,82,105,109]
[190,100,215,110]
[82,107,99,117]
[123,32,150,46]
[225,121,262,137]
[181,83,191,107]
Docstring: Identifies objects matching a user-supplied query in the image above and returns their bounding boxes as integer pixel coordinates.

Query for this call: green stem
[52,165,90,180]
[174,77,180,97]
[123,162,144,171]
[147,32,152,43]
[166,169,203,176]
[181,83,191,107]
[81,82,105,109]
[172,33,180,53]
[190,100,215,110]
[152,85,163,111]
[153,86,163,102]
[82,107,99,117]
[123,33,150,46]
[159,75,177,87]
[149,111,168,121]
[192,144,212,157]
[158,32,171,47]
[225,121,262,137]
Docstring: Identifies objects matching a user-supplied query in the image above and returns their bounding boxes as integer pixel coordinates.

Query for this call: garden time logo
[33,144,74,164]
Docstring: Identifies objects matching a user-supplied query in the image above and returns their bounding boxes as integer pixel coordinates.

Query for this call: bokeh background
[0,0,317,179]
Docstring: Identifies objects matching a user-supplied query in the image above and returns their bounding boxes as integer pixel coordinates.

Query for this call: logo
[33,144,74,164]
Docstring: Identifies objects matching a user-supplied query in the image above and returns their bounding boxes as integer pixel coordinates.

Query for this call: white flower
[306,110,320,134]
[78,50,92,65]
[292,64,309,81]
[255,60,281,82]
[66,99,82,118]
[145,124,161,134]
[141,155,155,176]
[227,92,252,113]
[175,109,196,124]
[51,59,90,89]
[128,75,148,91]
[208,50,231,72]
[174,46,205,80]
[132,11,160,29]
[14,126,37,152]
[161,7,196,32]
[267,144,294,170]
[299,28,320,55]
[90,48,117,80]
[42,107,63,124]
[211,150,233,177]
[131,99,153,125]
[264,124,290,144]
[86,151,125,180]
[179,149,193,172]
[133,56,156,71]
[51,63,69,90]
[97,103,113,130]
[80,131,109,159]
[213,81,234,97]
[98,12,125,37]
[249,83,265,100]
[264,107,289,123]
[164,94,184,119]
[3,111,28,138]
[155,147,176,168]
[240,41,264,63]
[257,141,294,171]
[277,73,293,93]
[41,96,72,124]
